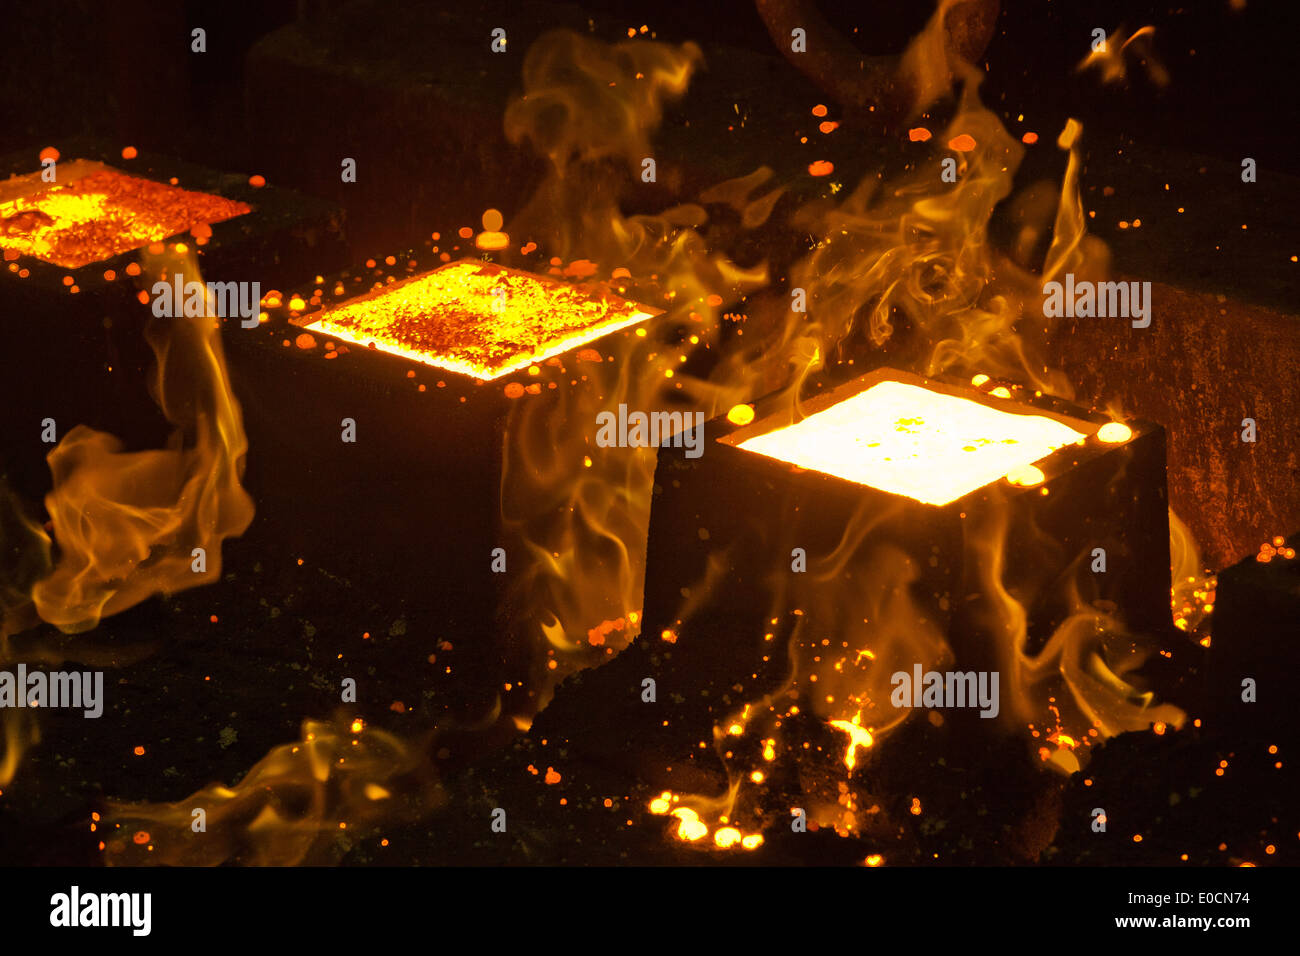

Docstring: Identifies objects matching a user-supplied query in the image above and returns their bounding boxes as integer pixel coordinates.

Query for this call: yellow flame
[29,246,254,633]
[103,716,440,866]
[495,27,767,714]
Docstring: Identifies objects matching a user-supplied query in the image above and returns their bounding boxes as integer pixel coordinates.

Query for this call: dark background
[1,0,1295,173]
[0,0,1295,871]
[3,0,1295,314]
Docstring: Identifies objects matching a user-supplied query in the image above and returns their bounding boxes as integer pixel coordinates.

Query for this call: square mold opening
[227,257,670,655]
[300,260,660,381]
[0,160,251,269]
[728,374,1098,507]
[639,367,1172,693]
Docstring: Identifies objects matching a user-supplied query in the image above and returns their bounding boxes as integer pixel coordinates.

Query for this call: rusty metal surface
[1052,281,1299,570]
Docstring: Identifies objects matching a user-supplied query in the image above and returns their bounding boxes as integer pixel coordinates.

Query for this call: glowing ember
[671,807,708,842]
[0,162,250,269]
[828,711,874,772]
[737,381,1088,506]
[726,403,755,426]
[303,261,658,381]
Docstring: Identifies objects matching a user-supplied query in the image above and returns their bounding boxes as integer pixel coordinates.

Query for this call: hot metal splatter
[0,164,251,269]
[304,261,659,380]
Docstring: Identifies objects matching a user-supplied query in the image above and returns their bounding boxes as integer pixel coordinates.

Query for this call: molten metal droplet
[726,404,755,426]
[1005,464,1045,487]
[1096,422,1132,443]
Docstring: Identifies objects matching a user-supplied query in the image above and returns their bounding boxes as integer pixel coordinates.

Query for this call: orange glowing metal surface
[0,162,251,269]
[738,381,1088,506]
[304,261,659,381]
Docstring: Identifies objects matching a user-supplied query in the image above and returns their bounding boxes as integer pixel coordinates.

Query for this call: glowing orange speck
[132,831,150,845]
[121,146,138,160]
[948,134,977,152]
[544,767,561,785]
[248,174,266,188]
[908,128,931,142]
[133,746,146,756]
[295,333,317,350]
[1021,132,1038,145]
[811,104,828,117]
[39,147,60,163]
[807,160,834,177]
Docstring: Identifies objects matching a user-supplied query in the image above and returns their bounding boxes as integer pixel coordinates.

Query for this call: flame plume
[498,29,767,709]
[648,26,1182,848]
[104,716,441,866]
[2,245,253,787]
[30,245,254,633]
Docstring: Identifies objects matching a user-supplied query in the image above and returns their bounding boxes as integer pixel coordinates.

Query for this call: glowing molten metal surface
[738,381,1088,506]
[0,162,251,268]
[304,261,657,380]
